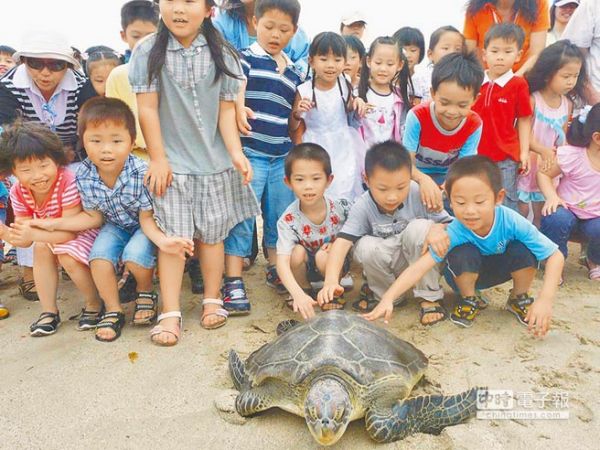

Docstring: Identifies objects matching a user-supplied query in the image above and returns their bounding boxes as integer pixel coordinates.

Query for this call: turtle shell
[244,311,427,387]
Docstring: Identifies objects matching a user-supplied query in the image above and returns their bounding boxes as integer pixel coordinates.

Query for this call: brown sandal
[19,278,39,302]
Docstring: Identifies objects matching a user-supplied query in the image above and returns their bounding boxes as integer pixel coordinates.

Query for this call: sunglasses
[24,58,69,72]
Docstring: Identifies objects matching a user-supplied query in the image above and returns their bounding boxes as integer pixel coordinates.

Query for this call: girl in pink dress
[0,121,100,336]
[518,41,587,227]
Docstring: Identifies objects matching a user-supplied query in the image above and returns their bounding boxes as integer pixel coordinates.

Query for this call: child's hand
[293,97,314,120]
[352,97,369,118]
[525,298,552,338]
[417,175,443,212]
[237,106,255,136]
[423,223,449,258]
[519,151,531,176]
[0,222,9,239]
[542,195,566,216]
[363,298,394,324]
[539,147,556,172]
[293,292,318,320]
[9,222,33,244]
[29,218,59,232]
[145,157,172,197]
[158,236,195,260]
[231,151,253,185]
[317,282,344,306]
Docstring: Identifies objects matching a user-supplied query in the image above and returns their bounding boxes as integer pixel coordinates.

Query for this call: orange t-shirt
[463,0,550,71]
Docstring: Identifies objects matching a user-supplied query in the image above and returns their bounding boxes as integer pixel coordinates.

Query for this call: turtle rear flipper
[229,350,249,390]
[365,387,481,443]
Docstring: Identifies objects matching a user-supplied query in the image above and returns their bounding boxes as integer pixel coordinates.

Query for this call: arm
[317,237,354,305]
[289,91,312,132]
[528,96,556,172]
[29,209,104,233]
[235,80,254,136]
[9,208,80,247]
[139,210,194,259]
[517,115,532,174]
[219,100,252,185]
[276,253,318,320]
[514,31,546,76]
[537,160,566,216]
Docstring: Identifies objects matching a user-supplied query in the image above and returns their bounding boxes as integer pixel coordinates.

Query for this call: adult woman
[463,0,550,75]
[547,0,580,46]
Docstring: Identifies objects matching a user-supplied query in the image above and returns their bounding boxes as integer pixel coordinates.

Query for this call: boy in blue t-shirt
[364,155,564,338]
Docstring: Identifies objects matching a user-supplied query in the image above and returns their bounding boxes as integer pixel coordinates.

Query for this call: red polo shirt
[472,71,532,162]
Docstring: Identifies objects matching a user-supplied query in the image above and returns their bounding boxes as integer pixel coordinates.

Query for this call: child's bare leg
[154,250,185,345]
[225,254,244,278]
[58,254,102,311]
[266,247,277,267]
[518,201,530,219]
[511,266,536,296]
[127,262,155,322]
[531,201,544,229]
[33,243,59,318]
[291,245,310,289]
[89,259,121,340]
[454,272,479,297]
[199,241,225,327]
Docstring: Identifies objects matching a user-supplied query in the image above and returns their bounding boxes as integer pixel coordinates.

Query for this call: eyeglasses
[24,58,68,72]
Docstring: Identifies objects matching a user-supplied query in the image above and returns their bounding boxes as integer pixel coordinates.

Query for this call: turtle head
[304,377,353,446]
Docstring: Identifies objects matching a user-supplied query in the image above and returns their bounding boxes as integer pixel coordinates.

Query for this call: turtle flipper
[235,387,275,416]
[276,319,300,336]
[365,387,481,443]
[228,350,248,391]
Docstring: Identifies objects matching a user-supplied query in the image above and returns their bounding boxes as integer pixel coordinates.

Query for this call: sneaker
[222,279,251,316]
[506,292,534,326]
[188,258,204,294]
[265,265,287,295]
[450,295,482,328]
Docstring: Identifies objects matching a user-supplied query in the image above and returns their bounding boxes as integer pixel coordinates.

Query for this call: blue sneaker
[222,279,251,316]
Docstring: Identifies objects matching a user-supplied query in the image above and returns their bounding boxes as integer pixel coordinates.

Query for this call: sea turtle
[228,311,481,446]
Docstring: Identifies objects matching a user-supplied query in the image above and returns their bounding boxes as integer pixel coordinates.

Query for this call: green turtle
[229,310,482,446]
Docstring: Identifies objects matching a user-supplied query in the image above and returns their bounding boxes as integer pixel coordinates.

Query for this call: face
[83,121,134,175]
[367,44,403,89]
[344,48,361,80]
[285,159,332,207]
[483,38,522,77]
[428,31,463,64]
[548,59,582,96]
[24,58,68,97]
[160,0,212,48]
[254,9,297,56]
[121,19,158,50]
[310,51,345,84]
[431,81,476,131]
[366,165,411,214]
[402,45,421,72]
[555,3,578,25]
[0,52,16,75]
[88,61,119,97]
[304,379,352,446]
[341,22,366,39]
[449,175,503,236]
[12,156,59,198]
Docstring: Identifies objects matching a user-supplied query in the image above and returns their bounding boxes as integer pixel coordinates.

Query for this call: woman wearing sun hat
[547,0,580,45]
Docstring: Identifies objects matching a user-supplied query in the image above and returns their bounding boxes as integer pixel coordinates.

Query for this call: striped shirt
[241,42,305,157]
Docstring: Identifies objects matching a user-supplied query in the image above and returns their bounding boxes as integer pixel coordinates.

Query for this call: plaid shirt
[76,155,153,231]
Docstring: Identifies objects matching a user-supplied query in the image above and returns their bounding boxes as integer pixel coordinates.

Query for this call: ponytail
[357,56,370,102]
[147,19,170,86]
[567,104,600,148]
[393,51,412,107]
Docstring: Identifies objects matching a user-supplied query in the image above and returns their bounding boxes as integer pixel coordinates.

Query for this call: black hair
[255,0,301,26]
[285,143,332,178]
[393,27,425,64]
[147,0,241,86]
[121,0,160,30]
[445,155,503,197]
[431,51,484,96]
[0,45,16,56]
[83,45,122,76]
[364,140,412,177]
[466,0,540,24]
[567,104,600,148]
[429,25,463,51]
[358,36,412,107]
[526,40,588,102]
[0,119,67,172]
[343,35,365,60]
[78,97,137,142]
[483,23,526,49]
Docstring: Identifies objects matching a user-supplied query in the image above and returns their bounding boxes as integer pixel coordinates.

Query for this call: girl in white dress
[291,32,367,201]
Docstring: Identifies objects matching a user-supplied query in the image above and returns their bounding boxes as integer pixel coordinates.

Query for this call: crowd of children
[0,0,598,345]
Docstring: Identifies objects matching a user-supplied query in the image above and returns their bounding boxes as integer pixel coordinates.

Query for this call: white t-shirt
[362,88,396,147]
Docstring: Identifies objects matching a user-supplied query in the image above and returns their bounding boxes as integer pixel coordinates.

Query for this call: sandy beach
[0,243,598,450]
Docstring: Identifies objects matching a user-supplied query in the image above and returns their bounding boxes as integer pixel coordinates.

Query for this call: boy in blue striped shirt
[224,0,305,314]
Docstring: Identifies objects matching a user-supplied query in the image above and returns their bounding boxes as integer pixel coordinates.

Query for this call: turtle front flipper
[235,386,276,416]
[365,387,481,443]
[276,319,300,336]
[228,350,249,391]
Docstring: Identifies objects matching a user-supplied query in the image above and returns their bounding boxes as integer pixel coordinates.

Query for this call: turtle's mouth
[307,422,348,446]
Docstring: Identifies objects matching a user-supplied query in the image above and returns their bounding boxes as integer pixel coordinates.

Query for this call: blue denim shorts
[89,223,156,269]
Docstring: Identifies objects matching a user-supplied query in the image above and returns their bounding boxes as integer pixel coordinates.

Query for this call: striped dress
[10,168,98,265]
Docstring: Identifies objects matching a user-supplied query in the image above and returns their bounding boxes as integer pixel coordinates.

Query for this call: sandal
[201,298,228,330]
[95,311,126,342]
[18,278,39,302]
[321,296,346,311]
[30,312,61,336]
[70,307,104,331]
[150,311,182,346]
[133,291,159,325]
[0,304,10,320]
[352,283,406,313]
[506,293,534,326]
[419,302,447,326]
[450,295,481,328]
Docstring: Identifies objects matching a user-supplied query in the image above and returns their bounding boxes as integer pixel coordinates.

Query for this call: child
[518,41,587,228]
[411,26,464,103]
[0,45,16,76]
[392,27,425,78]
[343,35,365,91]
[29,98,194,342]
[358,36,412,149]
[365,155,564,338]
[82,46,122,97]
[276,144,352,319]
[472,24,533,212]
[539,104,600,281]
[0,121,102,337]
[223,0,305,313]
[403,52,484,212]
[129,0,259,344]
[318,141,453,326]
[292,32,366,201]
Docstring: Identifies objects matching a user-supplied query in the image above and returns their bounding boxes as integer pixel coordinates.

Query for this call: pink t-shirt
[556,145,600,219]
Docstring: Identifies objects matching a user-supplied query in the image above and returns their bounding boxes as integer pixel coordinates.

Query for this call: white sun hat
[13,30,80,69]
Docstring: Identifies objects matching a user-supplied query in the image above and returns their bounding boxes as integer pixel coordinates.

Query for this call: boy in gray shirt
[318,141,452,326]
